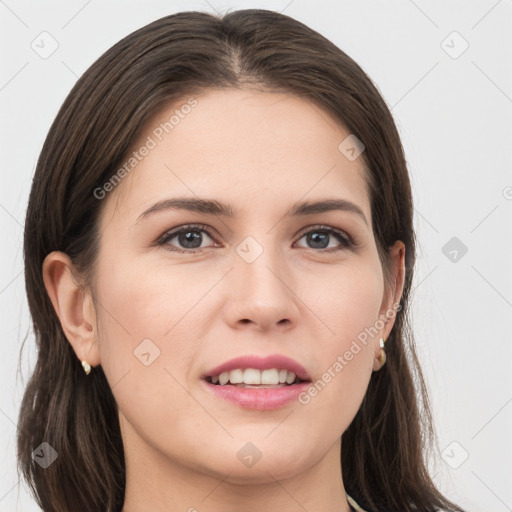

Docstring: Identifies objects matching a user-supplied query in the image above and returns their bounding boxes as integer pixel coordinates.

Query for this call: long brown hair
[18,9,463,512]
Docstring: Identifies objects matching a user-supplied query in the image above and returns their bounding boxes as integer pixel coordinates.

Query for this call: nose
[222,238,300,332]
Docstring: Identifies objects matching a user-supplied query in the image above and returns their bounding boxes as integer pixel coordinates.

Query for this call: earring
[373,337,387,371]
[81,360,92,375]
[379,337,386,367]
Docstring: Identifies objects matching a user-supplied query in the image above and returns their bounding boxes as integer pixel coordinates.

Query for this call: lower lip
[202,380,310,410]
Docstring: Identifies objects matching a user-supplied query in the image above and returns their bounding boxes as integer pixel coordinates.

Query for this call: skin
[43,88,405,512]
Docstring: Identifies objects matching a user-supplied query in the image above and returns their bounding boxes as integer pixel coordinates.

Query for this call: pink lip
[201,379,311,410]
[202,354,311,381]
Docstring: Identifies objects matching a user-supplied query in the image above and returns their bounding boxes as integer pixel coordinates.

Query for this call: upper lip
[202,354,311,381]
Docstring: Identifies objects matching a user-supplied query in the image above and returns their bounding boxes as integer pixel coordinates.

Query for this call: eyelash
[156,223,355,254]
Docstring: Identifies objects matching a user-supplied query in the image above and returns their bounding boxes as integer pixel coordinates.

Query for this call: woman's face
[90,88,403,484]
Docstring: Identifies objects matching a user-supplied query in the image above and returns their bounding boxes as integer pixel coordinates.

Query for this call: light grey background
[1,1,511,511]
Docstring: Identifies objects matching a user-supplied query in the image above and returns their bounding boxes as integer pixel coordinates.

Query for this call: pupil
[179,231,202,248]
[308,232,328,249]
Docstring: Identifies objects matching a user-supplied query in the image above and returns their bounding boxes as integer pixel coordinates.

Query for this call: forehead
[103,88,371,225]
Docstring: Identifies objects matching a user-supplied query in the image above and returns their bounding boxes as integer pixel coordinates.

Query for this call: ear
[42,251,101,369]
[374,240,406,364]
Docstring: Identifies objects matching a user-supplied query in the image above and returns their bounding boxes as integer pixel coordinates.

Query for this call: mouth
[200,354,312,409]
[201,368,311,410]
[204,368,309,388]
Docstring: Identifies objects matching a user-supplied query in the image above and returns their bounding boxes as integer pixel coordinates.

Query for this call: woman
[17,9,464,512]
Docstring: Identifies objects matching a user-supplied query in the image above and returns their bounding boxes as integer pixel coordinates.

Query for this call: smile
[205,367,305,386]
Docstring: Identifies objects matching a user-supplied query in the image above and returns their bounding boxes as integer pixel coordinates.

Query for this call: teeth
[286,371,296,384]
[229,369,244,384]
[244,368,261,385]
[210,368,300,386]
[261,369,279,385]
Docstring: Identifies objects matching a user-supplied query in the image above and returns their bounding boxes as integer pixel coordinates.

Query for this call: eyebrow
[136,197,368,226]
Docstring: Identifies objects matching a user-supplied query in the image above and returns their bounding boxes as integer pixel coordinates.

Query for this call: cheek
[92,280,201,450]
[94,251,210,349]
[300,262,382,415]
[310,257,383,346]
[92,255,209,414]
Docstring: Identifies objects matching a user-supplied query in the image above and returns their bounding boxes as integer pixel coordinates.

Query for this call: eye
[157,223,354,254]
[157,224,218,253]
[294,225,353,252]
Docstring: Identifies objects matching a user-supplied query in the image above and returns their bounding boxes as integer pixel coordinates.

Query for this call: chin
[212,461,304,485]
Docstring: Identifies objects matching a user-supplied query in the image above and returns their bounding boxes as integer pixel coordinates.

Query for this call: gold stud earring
[81,360,92,375]
[373,337,386,371]
[379,337,386,368]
